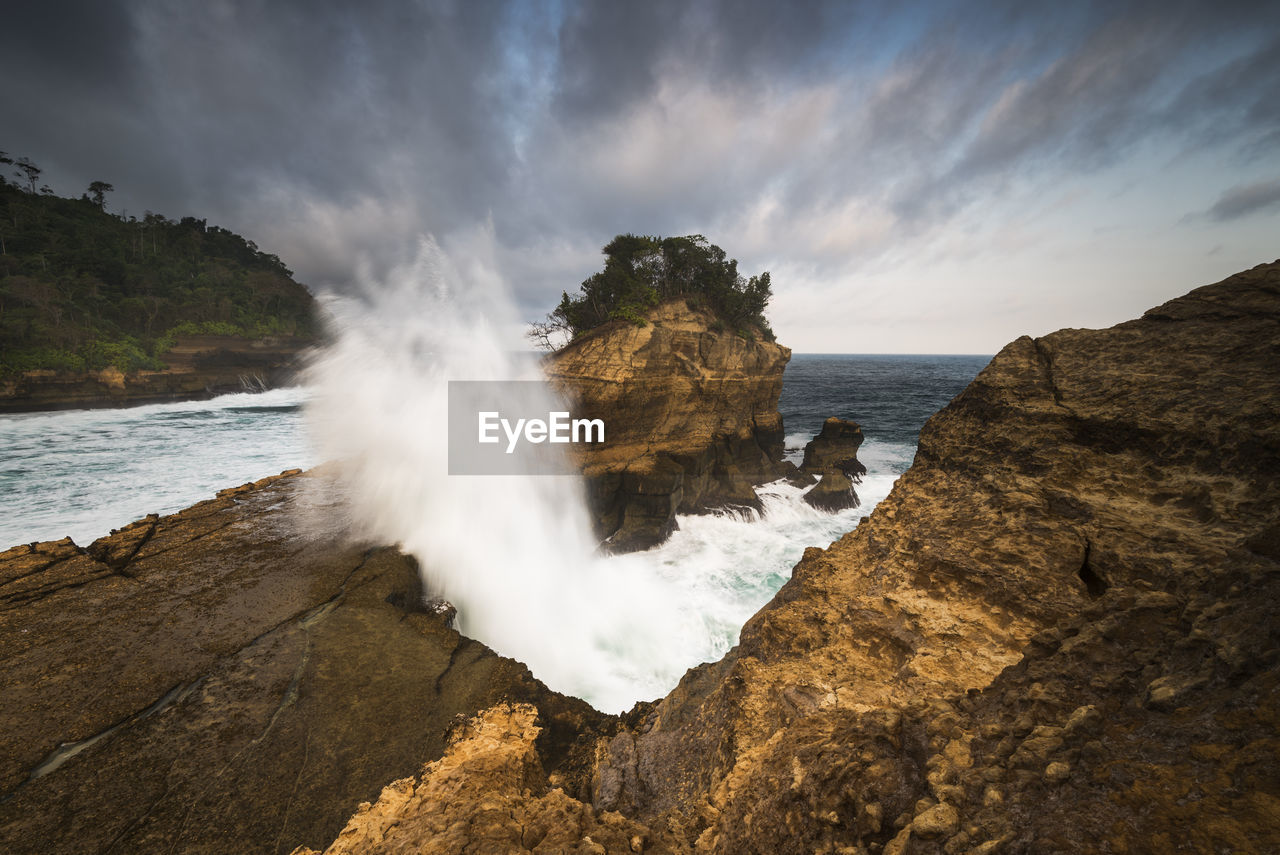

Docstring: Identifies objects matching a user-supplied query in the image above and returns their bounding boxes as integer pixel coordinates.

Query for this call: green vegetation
[0,152,316,376]
[529,234,774,349]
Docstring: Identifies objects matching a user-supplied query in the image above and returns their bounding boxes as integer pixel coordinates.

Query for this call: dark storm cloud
[0,2,147,197]
[1205,179,1280,222]
[551,0,864,124]
[2,0,1278,311]
[2,0,530,277]
[127,0,521,219]
[1,1,138,94]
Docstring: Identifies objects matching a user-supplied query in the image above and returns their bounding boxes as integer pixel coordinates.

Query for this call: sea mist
[303,235,704,713]
[303,236,899,713]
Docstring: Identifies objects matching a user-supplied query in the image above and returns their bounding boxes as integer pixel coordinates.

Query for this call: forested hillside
[0,154,316,376]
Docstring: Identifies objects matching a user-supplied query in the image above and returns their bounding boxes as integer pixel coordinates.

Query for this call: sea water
[0,354,987,710]
[0,387,314,548]
[606,354,991,679]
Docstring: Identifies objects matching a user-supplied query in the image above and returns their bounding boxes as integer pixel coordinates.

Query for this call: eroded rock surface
[0,471,609,854]
[545,299,791,551]
[291,703,676,855]
[306,261,1280,853]
[802,466,859,512]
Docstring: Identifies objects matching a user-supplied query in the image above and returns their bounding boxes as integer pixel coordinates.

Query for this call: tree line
[0,152,316,375]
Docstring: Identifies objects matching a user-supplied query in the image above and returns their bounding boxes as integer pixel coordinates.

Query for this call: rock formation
[0,334,313,412]
[290,703,674,855]
[0,470,611,854]
[802,466,858,512]
[544,298,791,552]
[801,416,866,476]
[301,260,1280,854]
[800,417,867,511]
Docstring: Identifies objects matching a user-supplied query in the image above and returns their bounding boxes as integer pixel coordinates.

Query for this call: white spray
[303,232,702,712]
[303,231,900,713]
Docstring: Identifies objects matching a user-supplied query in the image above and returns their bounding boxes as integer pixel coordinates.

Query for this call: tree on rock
[532,234,774,349]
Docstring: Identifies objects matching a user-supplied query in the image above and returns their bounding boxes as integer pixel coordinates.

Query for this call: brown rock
[524,261,1279,853]
[546,299,791,551]
[290,703,677,855]
[801,416,867,478]
[913,801,960,838]
[802,467,860,512]
[0,471,608,854]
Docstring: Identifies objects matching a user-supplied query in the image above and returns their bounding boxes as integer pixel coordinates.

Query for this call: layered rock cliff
[301,260,1280,854]
[544,299,791,552]
[0,334,312,412]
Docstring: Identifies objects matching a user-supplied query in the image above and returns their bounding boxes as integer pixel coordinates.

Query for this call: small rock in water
[803,467,859,512]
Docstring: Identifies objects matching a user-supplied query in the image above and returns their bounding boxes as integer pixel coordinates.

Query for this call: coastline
[0,334,314,414]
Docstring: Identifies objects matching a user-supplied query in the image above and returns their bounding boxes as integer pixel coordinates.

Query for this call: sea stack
[801,416,867,511]
[544,298,791,552]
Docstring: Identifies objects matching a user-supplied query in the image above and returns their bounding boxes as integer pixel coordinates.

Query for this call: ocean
[0,354,990,710]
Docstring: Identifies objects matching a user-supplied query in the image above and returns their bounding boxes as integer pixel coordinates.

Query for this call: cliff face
[302,260,1280,854]
[0,334,312,412]
[544,299,791,551]
[0,470,610,854]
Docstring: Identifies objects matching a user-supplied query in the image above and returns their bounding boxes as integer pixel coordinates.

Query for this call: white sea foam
[0,386,313,549]
[302,233,689,711]
[783,431,812,463]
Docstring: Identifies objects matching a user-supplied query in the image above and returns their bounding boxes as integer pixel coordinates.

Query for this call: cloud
[1205,178,1280,222]
[2,0,1279,351]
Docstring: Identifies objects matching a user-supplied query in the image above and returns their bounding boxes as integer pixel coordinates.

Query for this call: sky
[2,0,1277,353]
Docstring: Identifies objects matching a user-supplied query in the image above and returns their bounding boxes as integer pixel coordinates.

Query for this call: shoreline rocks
[10,261,1280,854]
[0,470,611,854]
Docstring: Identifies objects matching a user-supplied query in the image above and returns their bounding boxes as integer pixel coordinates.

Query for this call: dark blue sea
[780,353,992,475]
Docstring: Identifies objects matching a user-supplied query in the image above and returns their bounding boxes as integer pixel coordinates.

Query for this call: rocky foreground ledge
[0,471,610,853]
[298,261,1280,854]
